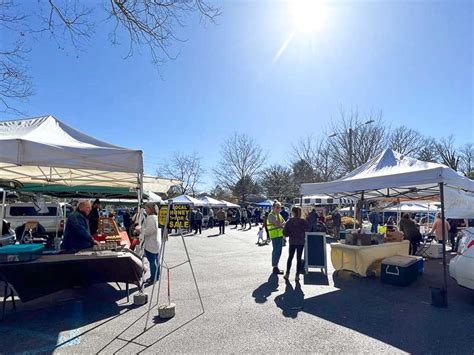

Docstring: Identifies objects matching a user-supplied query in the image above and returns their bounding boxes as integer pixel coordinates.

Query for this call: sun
[288,0,329,34]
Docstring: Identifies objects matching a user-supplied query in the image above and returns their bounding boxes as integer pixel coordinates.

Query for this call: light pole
[329,120,374,172]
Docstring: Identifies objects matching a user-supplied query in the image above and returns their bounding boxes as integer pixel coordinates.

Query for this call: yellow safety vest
[267,212,284,239]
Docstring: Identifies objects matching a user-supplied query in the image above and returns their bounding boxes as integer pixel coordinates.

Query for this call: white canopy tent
[199,196,226,208]
[168,195,205,207]
[301,149,474,218]
[300,148,474,306]
[0,116,144,189]
[220,200,240,208]
[382,202,439,213]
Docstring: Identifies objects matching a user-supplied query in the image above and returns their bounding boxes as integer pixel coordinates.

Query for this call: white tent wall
[445,187,474,218]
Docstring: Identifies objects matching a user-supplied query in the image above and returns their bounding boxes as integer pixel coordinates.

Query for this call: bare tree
[0,1,34,112]
[459,143,474,177]
[160,152,203,197]
[0,0,219,112]
[260,165,296,203]
[416,137,439,163]
[292,159,316,186]
[214,133,267,204]
[389,126,424,156]
[292,136,338,181]
[327,109,387,174]
[435,135,460,170]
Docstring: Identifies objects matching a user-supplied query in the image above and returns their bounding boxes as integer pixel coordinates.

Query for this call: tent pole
[300,194,303,207]
[1,188,5,220]
[439,182,448,307]
[359,191,364,232]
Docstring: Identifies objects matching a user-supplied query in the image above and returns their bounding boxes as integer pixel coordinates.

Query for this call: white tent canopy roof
[220,200,240,208]
[0,116,143,188]
[169,195,205,206]
[300,149,474,218]
[199,196,226,208]
[143,175,181,194]
[301,149,474,200]
[382,203,439,213]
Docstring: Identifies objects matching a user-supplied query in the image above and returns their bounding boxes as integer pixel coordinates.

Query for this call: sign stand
[143,204,204,331]
[304,232,328,275]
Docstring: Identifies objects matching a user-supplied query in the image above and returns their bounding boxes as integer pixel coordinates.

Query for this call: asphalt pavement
[1,225,474,354]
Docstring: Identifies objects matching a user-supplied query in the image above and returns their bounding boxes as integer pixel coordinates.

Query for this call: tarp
[169,195,205,206]
[300,149,474,217]
[0,116,143,188]
[220,200,240,208]
[199,196,226,208]
[254,199,273,207]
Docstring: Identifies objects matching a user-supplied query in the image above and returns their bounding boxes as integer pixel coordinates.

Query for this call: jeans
[194,220,202,234]
[219,220,225,234]
[371,223,379,233]
[208,217,214,228]
[271,237,283,268]
[287,244,304,274]
[145,249,159,282]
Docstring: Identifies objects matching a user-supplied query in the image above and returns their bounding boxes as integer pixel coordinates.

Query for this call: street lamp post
[329,120,374,172]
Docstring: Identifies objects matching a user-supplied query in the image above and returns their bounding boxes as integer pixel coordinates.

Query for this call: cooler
[0,244,45,263]
[381,255,419,286]
[424,243,443,259]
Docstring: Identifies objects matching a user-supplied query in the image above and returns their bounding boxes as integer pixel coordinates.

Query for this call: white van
[3,202,73,236]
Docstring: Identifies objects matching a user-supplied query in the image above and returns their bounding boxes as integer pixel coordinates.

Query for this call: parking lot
[1,226,473,354]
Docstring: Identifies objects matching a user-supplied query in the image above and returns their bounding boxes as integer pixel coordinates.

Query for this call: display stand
[143,204,204,331]
[304,232,327,275]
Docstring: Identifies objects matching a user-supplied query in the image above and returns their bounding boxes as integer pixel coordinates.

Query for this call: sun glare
[289,0,329,34]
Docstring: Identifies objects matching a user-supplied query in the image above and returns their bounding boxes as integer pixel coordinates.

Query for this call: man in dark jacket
[332,210,342,239]
[306,208,319,232]
[62,200,97,252]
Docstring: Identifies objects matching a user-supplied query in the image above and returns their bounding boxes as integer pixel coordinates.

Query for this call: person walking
[332,209,341,239]
[233,208,241,229]
[399,213,422,255]
[267,201,286,275]
[216,208,226,235]
[241,208,248,229]
[447,218,463,252]
[208,208,214,229]
[88,198,101,235]
[123,208,132,237]
[254,208,261,226]
[194,209,203,234]
[280,206,289,222]
[306,208,318,232]
[429,212,450,244]
[141,202,161,285]
[263,211,270,243]
[369,208,380,233]
[283,207,309,281]
[246,207,253,230]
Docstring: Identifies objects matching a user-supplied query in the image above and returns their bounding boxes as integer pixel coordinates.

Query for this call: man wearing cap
[267,201,286,274]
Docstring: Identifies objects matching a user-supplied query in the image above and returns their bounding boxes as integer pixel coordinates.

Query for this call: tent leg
[437,182,448,307]
[300,195,303,207]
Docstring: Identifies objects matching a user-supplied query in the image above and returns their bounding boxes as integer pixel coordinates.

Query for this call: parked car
[449,227,474,290]
[2,202,73,236]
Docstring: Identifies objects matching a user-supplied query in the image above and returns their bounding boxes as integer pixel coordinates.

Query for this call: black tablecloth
[0,251,143,302]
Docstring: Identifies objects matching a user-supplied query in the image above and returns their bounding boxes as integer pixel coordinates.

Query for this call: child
[256,226,264,245]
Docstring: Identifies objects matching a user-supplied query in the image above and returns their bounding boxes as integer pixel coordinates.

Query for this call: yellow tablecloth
[331,241,410,277]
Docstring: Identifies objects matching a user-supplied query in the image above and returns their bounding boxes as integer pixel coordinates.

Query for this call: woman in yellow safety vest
[267,201,286,274]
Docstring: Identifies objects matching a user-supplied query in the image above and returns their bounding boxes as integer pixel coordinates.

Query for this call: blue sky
[1,0,472,190]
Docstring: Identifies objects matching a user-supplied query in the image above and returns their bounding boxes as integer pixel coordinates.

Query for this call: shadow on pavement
[0,283,136,353]
[252,273,279,304]
[299,260,474,353]
[207,234,221,238]
[274,280,305,319]
[303,272,329,286]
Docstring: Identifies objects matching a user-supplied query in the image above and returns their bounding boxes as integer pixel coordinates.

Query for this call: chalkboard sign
[304,232,327,275]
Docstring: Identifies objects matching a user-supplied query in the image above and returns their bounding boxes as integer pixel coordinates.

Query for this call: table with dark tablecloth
[0,251,143,302]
